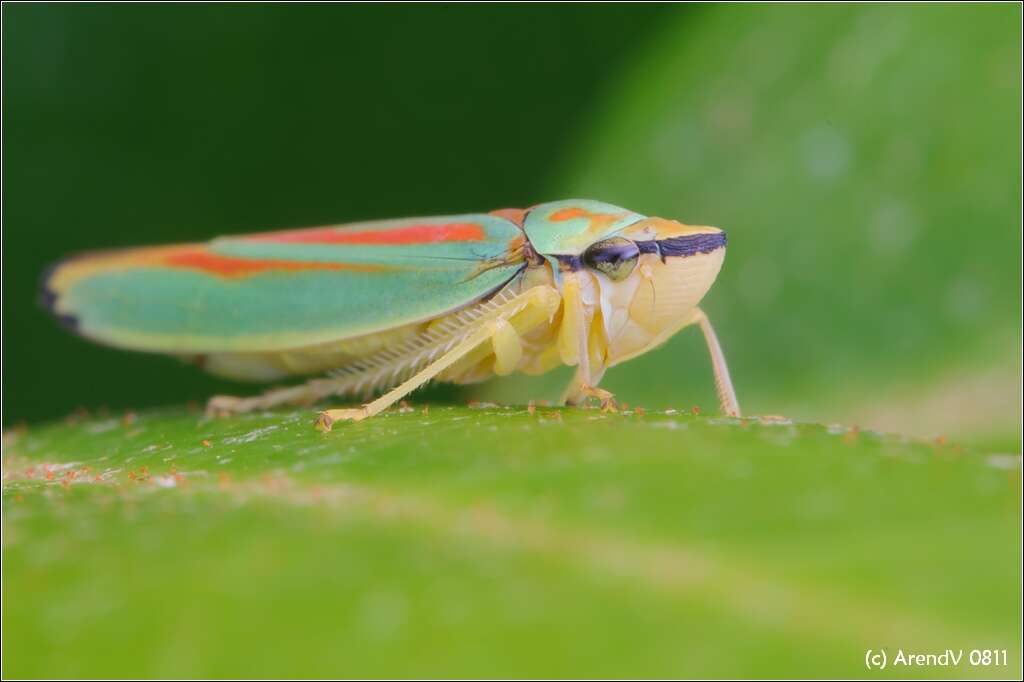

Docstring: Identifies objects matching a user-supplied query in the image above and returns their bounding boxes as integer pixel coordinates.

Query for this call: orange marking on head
[243,222,486,246]
[549,207,630,239]
[161,248,390,277]
[549,207,589,222]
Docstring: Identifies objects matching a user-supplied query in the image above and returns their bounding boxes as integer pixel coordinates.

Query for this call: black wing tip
[37,258,82,333]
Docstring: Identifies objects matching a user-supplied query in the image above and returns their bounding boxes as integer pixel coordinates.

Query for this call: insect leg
[317,285,561,430]
[560,364,616,411]
[206,378,348,416]
[490,317,523,376]
[690,307,741,417]
[557,272,615,411]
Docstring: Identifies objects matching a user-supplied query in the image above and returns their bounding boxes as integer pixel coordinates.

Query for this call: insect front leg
[560,370,617,412]
[689,307,741,417]
[556,272,615,412]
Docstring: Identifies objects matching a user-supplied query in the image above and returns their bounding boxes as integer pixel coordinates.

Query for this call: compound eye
[582,236,640,281]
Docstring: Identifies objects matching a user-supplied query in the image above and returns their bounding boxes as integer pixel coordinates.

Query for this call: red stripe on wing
[243,222,487,246]
[162,248,390,277]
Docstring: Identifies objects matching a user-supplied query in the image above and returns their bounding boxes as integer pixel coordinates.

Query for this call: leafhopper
[42,199,740,429]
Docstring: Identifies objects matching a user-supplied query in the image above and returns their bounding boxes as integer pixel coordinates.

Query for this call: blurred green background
[3,5,1021,679]
[3,4,1020,446]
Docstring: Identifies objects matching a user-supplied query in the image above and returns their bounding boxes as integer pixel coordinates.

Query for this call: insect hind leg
[317,285,561,430]
[207,284,561,425]
[206,377,349,416]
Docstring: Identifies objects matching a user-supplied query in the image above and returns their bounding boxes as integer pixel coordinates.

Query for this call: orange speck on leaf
[843,425,861,445]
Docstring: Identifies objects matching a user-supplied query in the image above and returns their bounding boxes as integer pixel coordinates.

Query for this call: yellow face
[575,218,727,367]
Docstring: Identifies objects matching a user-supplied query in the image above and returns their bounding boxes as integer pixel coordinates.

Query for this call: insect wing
[43,213,524,353]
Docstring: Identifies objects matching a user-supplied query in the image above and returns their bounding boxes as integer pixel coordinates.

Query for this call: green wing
[43,213,524,353]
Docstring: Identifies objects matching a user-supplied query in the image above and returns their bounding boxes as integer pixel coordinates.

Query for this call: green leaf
[3,406,1019,678]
